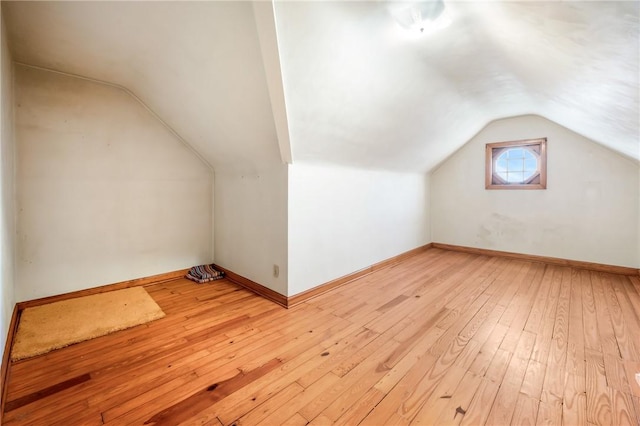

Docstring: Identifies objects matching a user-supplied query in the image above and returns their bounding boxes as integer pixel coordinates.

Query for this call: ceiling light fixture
[390,1,451,35]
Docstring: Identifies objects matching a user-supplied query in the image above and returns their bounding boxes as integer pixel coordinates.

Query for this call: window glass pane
[507,172,524,183]
[524,158,537,172]
[507,158,522,170]
[508,148,525,159]
[496,157,507,172]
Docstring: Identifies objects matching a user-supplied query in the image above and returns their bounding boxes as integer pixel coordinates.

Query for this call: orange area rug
[11,286,165,361]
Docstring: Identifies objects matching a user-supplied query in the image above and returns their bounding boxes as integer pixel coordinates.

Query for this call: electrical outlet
[273,264,279,278]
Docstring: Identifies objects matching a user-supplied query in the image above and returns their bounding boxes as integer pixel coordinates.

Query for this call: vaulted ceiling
[3,1,639,173]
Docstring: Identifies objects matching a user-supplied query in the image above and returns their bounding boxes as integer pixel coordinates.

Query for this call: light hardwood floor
[3,248,640,425]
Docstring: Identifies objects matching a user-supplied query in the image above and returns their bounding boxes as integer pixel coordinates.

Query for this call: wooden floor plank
[468,323,509,377]
[530,266,562,364]
[602,274,640,361]
[331,387,384,426]
[624,276,640,323]
[524,264,554,333]
[301,338,400,421]
[3,249,639,426]
[484,354,528,425]
[535,399,562,426]
[233,381,304,426]
[563,373,587,426]
[585,348,613,425]
[409,365,467,425]
[581,272,601,353]
[433,370,482,426]
[296,327,379,389]
[566,270,586,379]
[459,378,500,426]
[611,274,640,359]
[257,373,341,426]
[177,319,361,425]
[511,393,539,426]
[362,353,437,424]
[622,360,640,398]
[540,267,571,404]
[591,272,622,357]
[520,359,546,400]
[609,387,638,425]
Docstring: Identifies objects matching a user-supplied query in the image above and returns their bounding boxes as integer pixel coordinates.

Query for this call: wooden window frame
[485,138,547,190]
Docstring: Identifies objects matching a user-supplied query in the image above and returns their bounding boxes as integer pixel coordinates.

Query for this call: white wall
[288,162,430,296]
[432,114,640,268]
[15,65,213,301]
[0,7,16,353]
[214,164,288,295]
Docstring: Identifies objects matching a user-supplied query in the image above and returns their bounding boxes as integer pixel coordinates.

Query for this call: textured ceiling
[3,1,639,173]
[274,1,639,171]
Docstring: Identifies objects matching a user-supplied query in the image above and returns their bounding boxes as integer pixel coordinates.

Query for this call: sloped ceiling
[3,1,639,173]
[3,1,282,172]
[274,1,639,171]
